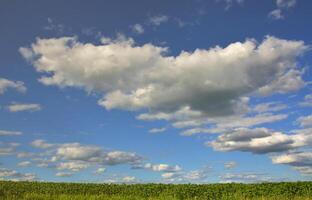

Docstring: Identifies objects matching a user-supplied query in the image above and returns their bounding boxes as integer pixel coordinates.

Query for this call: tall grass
[1,181,312,199]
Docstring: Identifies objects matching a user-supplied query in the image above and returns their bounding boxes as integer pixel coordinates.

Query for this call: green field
[1,181,312,200]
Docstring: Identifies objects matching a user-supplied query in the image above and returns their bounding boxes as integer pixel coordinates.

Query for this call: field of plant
[1,181,312,200]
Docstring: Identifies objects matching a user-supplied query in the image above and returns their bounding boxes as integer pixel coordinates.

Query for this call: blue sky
[1,0,312,183]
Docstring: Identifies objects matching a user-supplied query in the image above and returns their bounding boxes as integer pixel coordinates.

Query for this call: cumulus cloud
[56,161,89,172]
[0,168,37,181]
[0,130,22,136]
[20,36,307,121]
[161,166,210,183]
[271,151,312,175]
[133,163,182,172]
[257,69,305,96]
[207,127,312,154]
[6,103,42,112]
[30,140,143,173]
[0,78,26,95]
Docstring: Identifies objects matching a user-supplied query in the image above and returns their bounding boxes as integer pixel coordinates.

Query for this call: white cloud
[94,167,106,174]
[271,151,312,175]
[297,115,312,127]
[131,24,144,34]
[0,143,19,156]
[17,152,34,158]
[207,127,307,154]
[56,161,89,172]
[0,168,37,181]
[149,127,166,133]
[299,94,312,107]
[31,139,55,149]
[181,112,288,136]
[20,36,307,122]
[269,0,297,20]
[252,102,287,113]
[224,161,237,169]
[257,69,305,96]
[220,172,273,183]
[134,163,182,172]
[17,161,31,167]
[0,78,26,95]
[276,0,296,8]
[269,9,284,20]
[161,166,210,183]
[7,103,41,112]
[0,130,22,136]
[217,0,245,10]
[44,18,65,34]
[30,140,143,170]
[148,15,168,26]
[55,172,73,177]
[122,176,137,183]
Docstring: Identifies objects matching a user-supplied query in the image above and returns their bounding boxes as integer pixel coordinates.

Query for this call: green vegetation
[1,181,312,200]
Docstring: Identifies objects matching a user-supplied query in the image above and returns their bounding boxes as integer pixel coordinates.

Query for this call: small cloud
[55,172,73,177]
[0,78,26,95]
[131,24,144,34]
[276,0,296,9]
[94,167,106,174]
[149,127,166,133]
[299,94,312,107]
[44,18,65,34]
[269,0,297,20]
[17,161,31,167]
[31,139,54,149]
[224,161,237,169]
[148,15,169,26]
[6,103,41,112]
[269,9,284,20]
[122,176,136,183]
[0,130,22,136]
[216,0,245,11]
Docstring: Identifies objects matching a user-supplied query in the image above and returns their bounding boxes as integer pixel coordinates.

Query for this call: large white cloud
[271,151,312,175]
[20,35,307,118]
[208,127,312,154]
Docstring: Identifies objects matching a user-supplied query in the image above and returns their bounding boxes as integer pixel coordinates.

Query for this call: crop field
[1,181,312,200]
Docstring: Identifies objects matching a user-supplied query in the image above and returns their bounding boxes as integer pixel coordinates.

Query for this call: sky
[0,0,312,183]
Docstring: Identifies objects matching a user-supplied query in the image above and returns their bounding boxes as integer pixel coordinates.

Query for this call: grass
[1,181,312,199]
